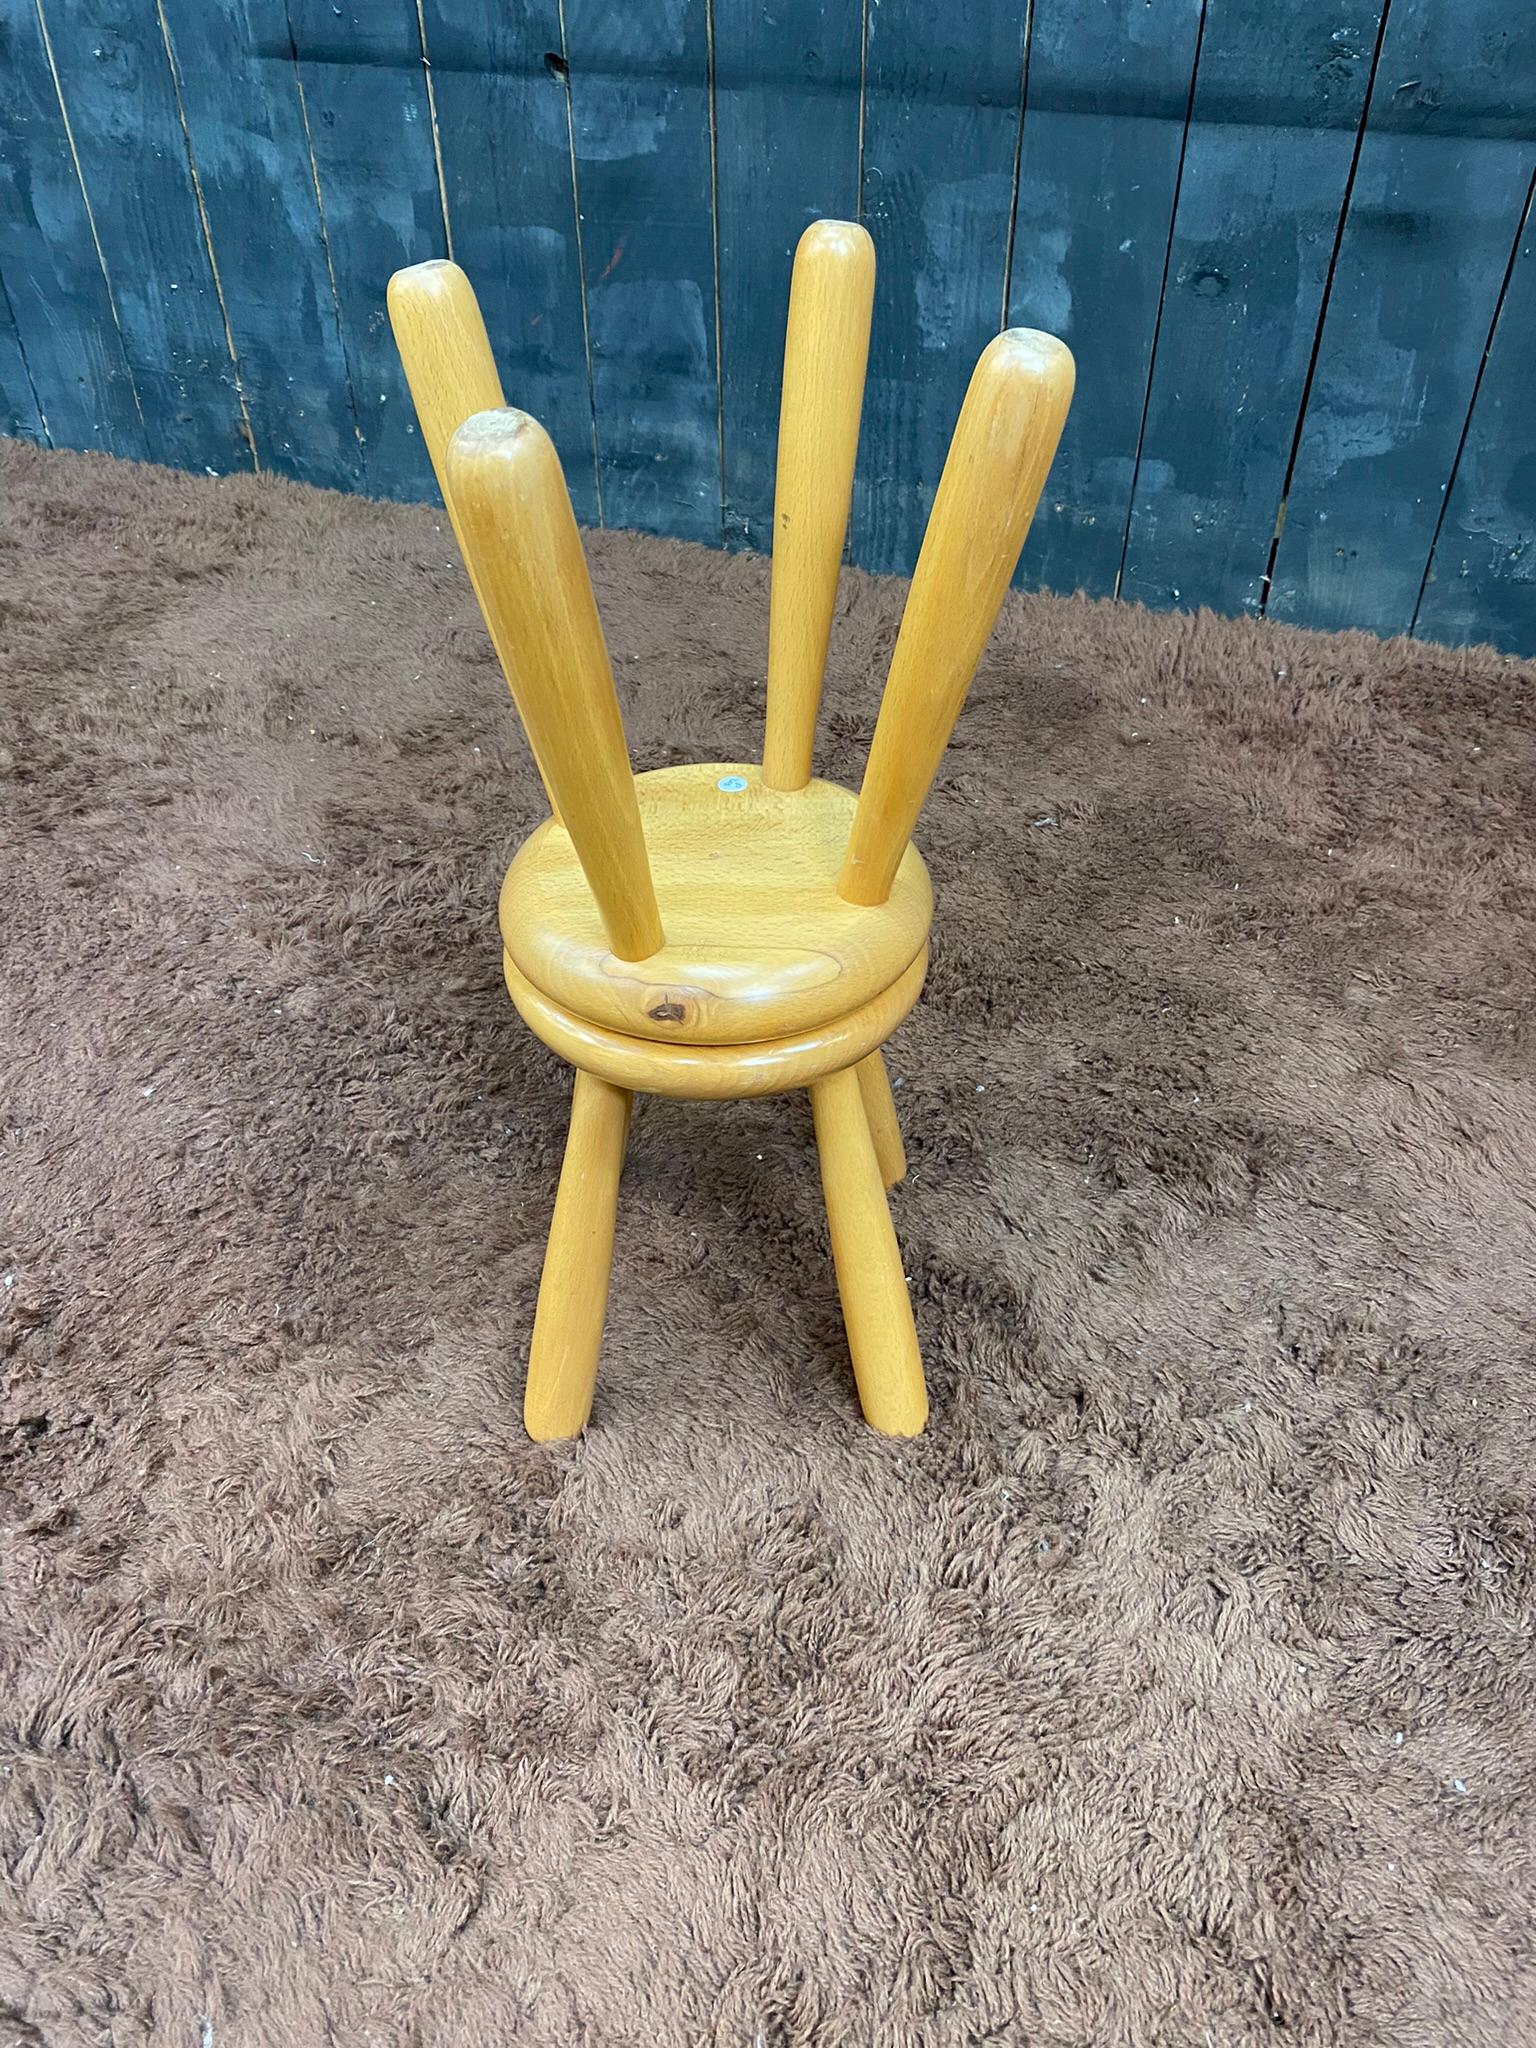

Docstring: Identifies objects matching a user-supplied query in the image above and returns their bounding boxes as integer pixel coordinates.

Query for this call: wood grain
[524,1070,631,1440]
[854,7,1026,575]
[562,0,720,541]
[446,407,662,961]
[33,0,248,473]
[0,7,144,456]
[713,0,863,550]
[387,261,504,491]
[855,1050,906,1190]
[840,329,1075,907]
[1415,183,1536,654]
[1267,0,1536,635]
[502,946,928,1101]
[810,1064,928,1435]
[1120,0,1385,616]
[501,763,930,1045]
[418,0,600,522]
[158,0,362,489]
[388,261,563,821]
[285,0,445,500]
[762,220,875,792]
[0,276,43,441]
[1007,0,1201,598]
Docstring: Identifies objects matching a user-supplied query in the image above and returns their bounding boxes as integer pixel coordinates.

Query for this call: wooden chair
[388,222,1073,1440]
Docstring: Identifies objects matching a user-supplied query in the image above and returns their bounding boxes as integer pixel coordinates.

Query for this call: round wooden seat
[502,944,929,1099]
[499,763,932,1045]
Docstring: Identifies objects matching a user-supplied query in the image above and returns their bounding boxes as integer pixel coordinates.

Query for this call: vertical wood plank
[1414,183,1536,654]
[0,277,46,440]
[1006,0,1201,598]
[285,0,448,500]
[1267,0,1536,635]
[0,7,146,457]
[562,0,721,543]
[35,0,250,474]
[418,0,598,523]
[854,5,1026,576]
[1120,0,1386,617]
[157,0,362,490]
[712,1,863,552]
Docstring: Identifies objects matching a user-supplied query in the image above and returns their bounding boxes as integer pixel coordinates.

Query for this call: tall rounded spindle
[387,260,504,493]
[445,409,664,963]
[525,1072,632,1440]
[388,261,563,822]
[761,220,876,792]
[838,330,1075,906]
[810,1065,927,1435]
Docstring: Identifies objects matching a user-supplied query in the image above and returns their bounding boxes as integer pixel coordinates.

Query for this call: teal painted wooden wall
[2,0,1533,652]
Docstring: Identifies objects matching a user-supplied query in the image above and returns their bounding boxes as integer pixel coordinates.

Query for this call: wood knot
[647,1001,687,1025]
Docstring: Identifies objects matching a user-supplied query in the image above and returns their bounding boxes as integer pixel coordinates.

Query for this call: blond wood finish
[762,220,876,792]
[810,1066,927,1435]
[446,409,664,962]
[387,261,504,498]
[839,329,1075,906]
[502,946,927,1100]
[524,1071,631,1440]
[382,246,1079,1441]
[386,264,563,825]
[501,763,930,1045]
[855,1050,906,1189]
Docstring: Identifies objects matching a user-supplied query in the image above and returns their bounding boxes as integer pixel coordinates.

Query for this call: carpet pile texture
[2,438,1535,2046]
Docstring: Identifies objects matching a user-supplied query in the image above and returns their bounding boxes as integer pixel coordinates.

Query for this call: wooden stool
[388,222,1073,1440]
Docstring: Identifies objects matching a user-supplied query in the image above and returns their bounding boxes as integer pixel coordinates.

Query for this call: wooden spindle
[445,409,664,963]
[810,1065,927,1436]
[387,260,563,822]
[524,1072,632,1440]
[838,329,1074,906]
[387,260,504,493]
[854,1050,906,1188]
[761,220,876,792]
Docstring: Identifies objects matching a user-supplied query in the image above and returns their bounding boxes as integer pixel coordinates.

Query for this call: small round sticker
[717,774,748,793]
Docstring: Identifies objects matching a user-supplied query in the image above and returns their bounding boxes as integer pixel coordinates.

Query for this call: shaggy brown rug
[2,436,1535,2048]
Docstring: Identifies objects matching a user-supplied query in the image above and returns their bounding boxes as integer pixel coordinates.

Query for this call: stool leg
[854,1049,906,1189]
[810,1067,928,1436]
[525,1071,631,1441]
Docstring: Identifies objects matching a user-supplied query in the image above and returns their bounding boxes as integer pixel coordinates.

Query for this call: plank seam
[555,0,604,525]
[0,269,50,445]
[998,0,1035,331]
[282,5,366,472]
[1410,162,1536,641]
[30,0,147,443]
[413,0,455,262]
[1111,0,1209,602]
[705,0,727,547]
[1256,0,1396,618]
[153,0,258,470]
[855,0,870,226]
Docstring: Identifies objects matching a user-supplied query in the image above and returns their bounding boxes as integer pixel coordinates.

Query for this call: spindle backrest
[388,227,1073,944]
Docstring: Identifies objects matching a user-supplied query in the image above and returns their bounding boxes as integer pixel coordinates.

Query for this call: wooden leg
[524,1071,631,1441]
[809,1067,928,1436]
[854,1049,906,1189]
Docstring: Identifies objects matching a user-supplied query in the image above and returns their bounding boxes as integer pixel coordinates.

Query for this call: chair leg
[809,1067,928,1436]
[854,1048,906,1189]
[525,1070,631,1441]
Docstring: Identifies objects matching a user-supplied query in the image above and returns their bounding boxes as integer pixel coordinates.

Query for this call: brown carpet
[2,436,1535,2047]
